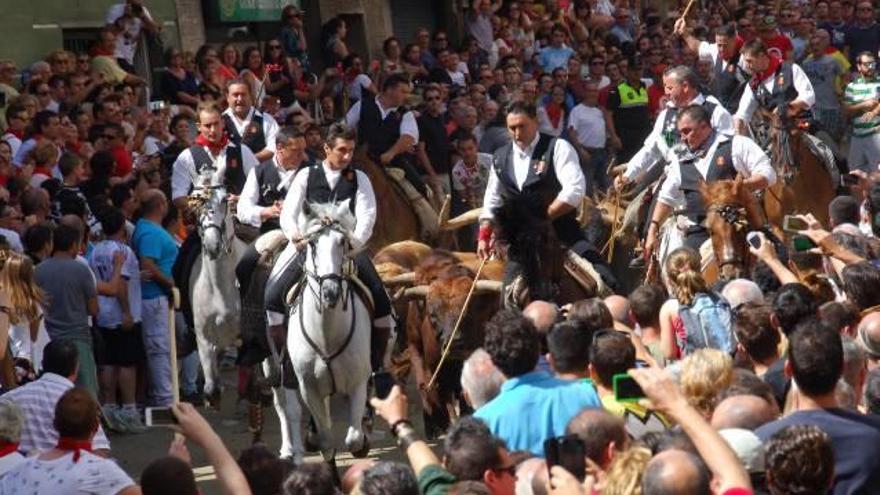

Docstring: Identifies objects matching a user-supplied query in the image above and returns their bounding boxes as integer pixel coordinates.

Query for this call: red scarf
[56,437,92,463]
[195,133,230,155]
[4,129,23,140]
[0,440,18,457]
[33,166,53,177]
[752,55,782,88]
[545,102,563,128]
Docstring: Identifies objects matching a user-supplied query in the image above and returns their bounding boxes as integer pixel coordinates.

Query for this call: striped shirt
[844,76,880,136]
[0,373,111,455]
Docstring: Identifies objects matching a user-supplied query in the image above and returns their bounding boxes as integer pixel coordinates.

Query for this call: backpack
[677,292,735,355]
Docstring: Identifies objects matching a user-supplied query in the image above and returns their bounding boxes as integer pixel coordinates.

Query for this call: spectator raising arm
[370,385,442,476]
[629,367,752,493]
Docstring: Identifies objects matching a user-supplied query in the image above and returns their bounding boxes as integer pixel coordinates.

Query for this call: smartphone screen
[783,215,809,232]
[544,435,586,481]
[792,234,817,252]
[145,407,178,426]
[747,232,761,249]
[613,374,645,402]
[373,371,395,400]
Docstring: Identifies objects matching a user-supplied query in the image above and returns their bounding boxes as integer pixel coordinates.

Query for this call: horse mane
[302,201,358,234]
[700,178,749,207]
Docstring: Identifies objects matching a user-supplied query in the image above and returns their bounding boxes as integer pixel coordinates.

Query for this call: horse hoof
[304,420,320,452]
[349,438,370,459]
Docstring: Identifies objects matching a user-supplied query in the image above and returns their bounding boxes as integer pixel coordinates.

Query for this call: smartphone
[544,435,586,481]
[373,371,395,400]
[613,373,645,403]
[792,234,816,252]
[148,100,167,112]
[145,407,178,427]
[842,174,860,186]
[783,215,809,233]
[746,231,762,249]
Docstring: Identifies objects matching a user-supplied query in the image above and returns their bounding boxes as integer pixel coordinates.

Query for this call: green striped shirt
[844,76,880,136]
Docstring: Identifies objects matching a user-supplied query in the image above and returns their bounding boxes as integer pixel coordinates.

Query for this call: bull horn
[474,280,503,293]
[383,272,416,285]
[438,194,452,225]
[395,285,429,301]
[440,208,483,231]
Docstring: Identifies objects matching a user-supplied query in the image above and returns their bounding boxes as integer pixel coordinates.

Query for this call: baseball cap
[719,428,765,473]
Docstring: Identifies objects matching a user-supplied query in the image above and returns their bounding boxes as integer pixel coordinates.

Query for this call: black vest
[661,98,719,148]
[712,53,749,114]
[253,159,288,233]
[304,162,358,214]
[492,133,581,245]
[188,144,247,196]
[680,137,737,223]
[223,112,266,154]
[752,61,797,112]
[358,96,406,157]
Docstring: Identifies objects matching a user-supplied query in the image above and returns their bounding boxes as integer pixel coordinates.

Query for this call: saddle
[504,249,611,307]
[384,167,440,240]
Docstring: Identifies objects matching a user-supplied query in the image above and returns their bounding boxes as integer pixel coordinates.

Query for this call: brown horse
[756,113,838,229]
[700,177,753,283]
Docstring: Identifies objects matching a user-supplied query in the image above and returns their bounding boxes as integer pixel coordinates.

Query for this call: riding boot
[265,324,287,387]
[370,326,391,372]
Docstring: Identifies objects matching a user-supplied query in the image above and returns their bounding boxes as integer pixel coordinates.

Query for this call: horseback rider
[344,73,435,199]
[675,21,751,114]
[478,101,617,293]
[614,65,734,190]
[733,39,816,136]
[223,79,280,163]
[170,103,260,324]
[644,104,776,260]
[263,123,394,371]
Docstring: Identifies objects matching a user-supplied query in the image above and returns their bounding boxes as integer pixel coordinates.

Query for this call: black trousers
[172,233,201,328]
[235,244,262,299]
[264,250,392,322]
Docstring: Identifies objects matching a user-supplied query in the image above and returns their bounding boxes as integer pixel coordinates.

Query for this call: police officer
[644,105,776,259]
[734,39,816,135]
[606,57,653,162]
[235,127,309,299]
[264,123,394,371]
[478,101,617,292]
[345,73,435,198]
[223,79,280,163]
[615,65,733,189]
[675,21,751,114]
[170,103,259,324]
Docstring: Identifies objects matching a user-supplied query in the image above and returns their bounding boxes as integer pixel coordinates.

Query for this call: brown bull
[393,250,503,438]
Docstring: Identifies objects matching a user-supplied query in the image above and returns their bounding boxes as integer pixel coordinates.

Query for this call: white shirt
[170,143,259,201]
[480,134,586,221]
[657,134,776,207]
[222,107,280,155]
[237,156,299,228]
[345,97,419,142]
[625,94,734,180]
[537,106,565,137]
[448,69,467,87]
[88,240,142,327]
[106,3,154,64]
[2,373,111,454]
[698,41,750,73]
[143,135,170,155]
[279,161,377,248]
[0,450,134,495]
[348,73,373,102]
[2,133,21,158]
[568,103,606,148]
[735,62,816,122]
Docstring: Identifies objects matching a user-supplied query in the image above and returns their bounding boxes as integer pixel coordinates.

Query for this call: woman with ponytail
[658,247,705,360]
[0,250,49,382]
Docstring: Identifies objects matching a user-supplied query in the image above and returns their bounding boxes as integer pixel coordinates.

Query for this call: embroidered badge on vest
[776,74,785,87]
[727,63,735,73]
[344,169,355,182]
[228,155,239,168]
[717,155,727,168]
[534,159,547,175]
[246,123,259,137]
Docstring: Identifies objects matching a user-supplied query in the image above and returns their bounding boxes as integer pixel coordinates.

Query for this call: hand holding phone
[145,406,178,427]
[783,215,809,233]
[544,435,586,482]
[373,371,395,400]
[613,373,646,403]
[746,231,762,249]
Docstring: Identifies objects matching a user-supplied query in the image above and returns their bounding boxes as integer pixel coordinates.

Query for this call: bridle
[192,184,235,256]
[301,218,358,313]
[706,202,749,273]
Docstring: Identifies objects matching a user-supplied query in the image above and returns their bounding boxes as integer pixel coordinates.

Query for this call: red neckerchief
[56,437,92,463]
[195,133,230,155]
[33,166,53,177]
[5,129,23,140]
[0,440,18,457]
[751,55,782,88]
[545,101,563,128]
[824,46,839,55]
[90,46,113,57]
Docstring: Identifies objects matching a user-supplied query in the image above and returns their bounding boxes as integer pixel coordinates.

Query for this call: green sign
[219,0,300,22]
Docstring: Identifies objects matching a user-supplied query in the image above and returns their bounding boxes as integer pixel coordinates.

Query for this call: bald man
[711,394,779,431]
[604,295,633,331]
[722,279,764,309]
[642,449,712,495]
[523,300,559,373]
[857,312,880,370]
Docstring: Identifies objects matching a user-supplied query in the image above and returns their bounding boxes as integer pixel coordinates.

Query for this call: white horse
[189,183,247,407]
[288,200,372,461]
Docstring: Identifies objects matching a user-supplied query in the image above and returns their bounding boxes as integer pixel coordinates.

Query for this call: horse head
[700,176,751,281]
[191,182,232,260]
[492,193,562,303]
[301,199,358,309]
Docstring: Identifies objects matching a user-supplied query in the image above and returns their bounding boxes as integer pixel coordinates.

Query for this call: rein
[706,202,749,270]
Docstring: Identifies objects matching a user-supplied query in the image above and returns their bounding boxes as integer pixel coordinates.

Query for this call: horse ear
[336,199,351,218]
[698,179,709,199]
[733,174,744,196]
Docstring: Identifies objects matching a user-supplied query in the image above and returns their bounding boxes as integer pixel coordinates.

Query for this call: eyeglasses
[425,95,441,101]
[269,44,282,50]
[102,134,118,140]
[739,22,753,28]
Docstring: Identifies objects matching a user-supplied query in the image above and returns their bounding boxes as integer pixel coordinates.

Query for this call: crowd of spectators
[2,0,880,494]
